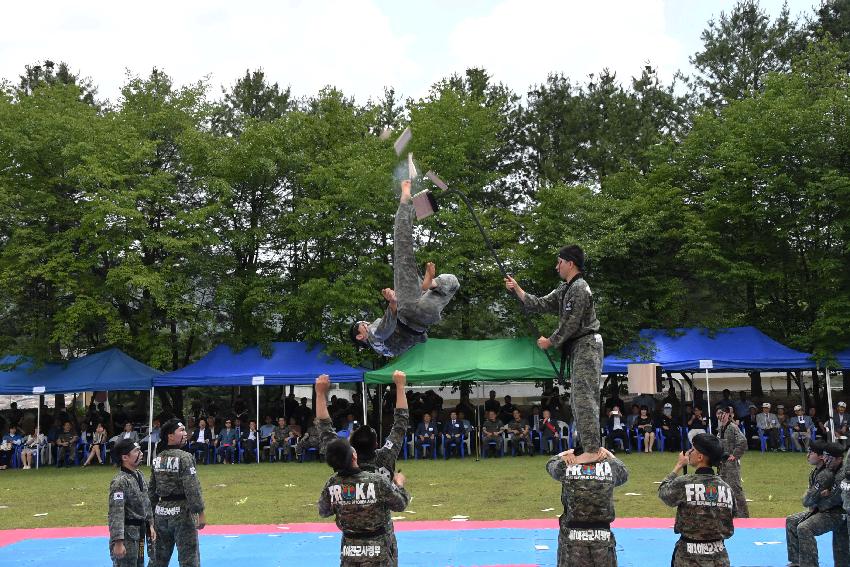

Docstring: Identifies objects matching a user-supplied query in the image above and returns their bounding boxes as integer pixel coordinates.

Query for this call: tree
[211,69,291,136]
[690,0,803,108]
[17,59,98,105]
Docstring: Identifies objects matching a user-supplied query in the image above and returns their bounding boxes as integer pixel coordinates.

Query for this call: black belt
[343,527,387,539]
[125,519,146,527]
[567,521,611,530]
[160,494,186,501]
[397,319,426,336]
[680,536,722,544]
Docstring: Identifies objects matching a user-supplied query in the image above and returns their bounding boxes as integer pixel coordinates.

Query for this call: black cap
[691,433,724,466]
[558,245,585,271]
[112,439,140,464]
[826,442,846,458]
[160,418,184,440]
[809,439,827,455]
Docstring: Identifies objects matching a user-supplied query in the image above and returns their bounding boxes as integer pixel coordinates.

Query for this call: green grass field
[0,451,812,530]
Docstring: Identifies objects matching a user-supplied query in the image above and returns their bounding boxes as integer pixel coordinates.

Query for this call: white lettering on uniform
[686,541,725,554]
[684,483,733,508]
[155,505,181,516]
[342,545,381,557]
[568,530,611,542]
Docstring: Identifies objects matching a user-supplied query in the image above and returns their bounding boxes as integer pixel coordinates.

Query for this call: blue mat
[0,528,837,566]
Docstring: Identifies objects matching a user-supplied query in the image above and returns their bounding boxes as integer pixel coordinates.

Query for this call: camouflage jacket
[521,275,599,350]
[658,468,734,541]
[546,455,628,527]
[717,422,747,460]
[316,417,343,454]
[366,307,427,358]
[148,446,205,514]
[803,463,839,510]
[838,458,850,511]
[359,409,409,482]
[317,469,409,535]
[108,467,152,543]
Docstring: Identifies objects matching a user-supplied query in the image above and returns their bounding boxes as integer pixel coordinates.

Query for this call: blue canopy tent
[834,350,850,370]
[603,327,816,434]
[0,348,160,467]
[603,326,815,373]
[155,342,365,462]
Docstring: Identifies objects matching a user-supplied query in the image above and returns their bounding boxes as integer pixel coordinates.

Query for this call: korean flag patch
[113,492,124,501]
[189,466,196,475]
[382,440,394,450]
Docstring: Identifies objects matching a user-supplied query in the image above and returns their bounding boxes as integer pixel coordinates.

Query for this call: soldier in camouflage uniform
[108,439,154,567]
[481,410,505,457]
[838,446,850,566]
[547,447,628,566]
[271,417,294,461]
[297,417,326,461]
[350,179,459,357]
[318,438,410,566]
[715,407,749,518]
[658,433,735,567]
[786,441,849,567]
[505,244,602,452]
[149,419,206,567]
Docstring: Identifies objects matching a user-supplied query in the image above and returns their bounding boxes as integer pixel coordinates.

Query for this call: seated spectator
[626,404,640,429]
[55,421,78,467]
[832,401,850,447]
[540,409,561,455]
[271,417,295,460]
[185,416,196,437]
[481,410,503,457]
[83,423,108,466]
[743,405,761,449]
[484,390,500,414]
[21,427,46,469]
[415,413,437,457]
[0,425,23,469]
[241,420,259,463]
[442,411,466,458]
[259,416,275,455]
[506,409,532,456]
[144,418,161,449]
[190,418,212,461]
[775,405,790,450]
[295,417,323,461]
[635,406,655,453]
[78,422,93,446]
[529,405,542,432]
[341,413,359,436]
[118,421,139,443]
[287,417,302,437]
[606,407,629,453]
[790,405,814,452]
[216,419,239,463]
[659,403,681,451]
[733,391,753,421]
[687,406,708,435]
[207,415,218,440]
[756,402,781,451]
[809,406,828,440]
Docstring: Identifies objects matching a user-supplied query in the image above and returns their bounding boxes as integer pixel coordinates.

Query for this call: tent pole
[800,371,807,411]
[475,383,481,462]
[36,402,41,470]
[256,385,260,463]
[825,367,835,442]
[147,387,154,467]
[361,382,368,427]
[704,369,712,435]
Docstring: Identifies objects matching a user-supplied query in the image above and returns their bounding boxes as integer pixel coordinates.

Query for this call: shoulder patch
[382,439,394,450]
[189,466,196,475]
[113,492,124,500]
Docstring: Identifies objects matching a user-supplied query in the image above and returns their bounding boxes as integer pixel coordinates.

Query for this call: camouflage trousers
[569,334,603,453]
[786,509,848,567]
[150,505,200,567]
[556,521,617,567]
[393,201,459,331]
[671,538,729,567]
[339,533,398,566]
[717,460,749,518]
[295,437,321,459]
[110,537,145,567]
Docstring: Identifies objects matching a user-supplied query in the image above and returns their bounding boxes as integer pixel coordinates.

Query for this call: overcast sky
[0,0,818,104]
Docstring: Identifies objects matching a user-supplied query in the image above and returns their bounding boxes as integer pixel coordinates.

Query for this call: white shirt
[197,430,206,443]
[123,432,132,439]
